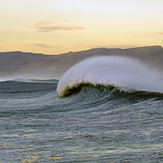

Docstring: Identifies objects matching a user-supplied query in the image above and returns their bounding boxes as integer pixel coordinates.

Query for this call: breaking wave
[57,56,163,97]
[0,76,33,83]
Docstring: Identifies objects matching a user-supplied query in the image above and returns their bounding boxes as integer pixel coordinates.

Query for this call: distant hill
[0,46,163,79]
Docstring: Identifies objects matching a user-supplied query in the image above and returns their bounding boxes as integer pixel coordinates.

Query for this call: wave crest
[57,56,163,97]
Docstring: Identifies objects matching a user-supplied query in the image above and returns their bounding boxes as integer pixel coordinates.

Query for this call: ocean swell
[57,56,163,97]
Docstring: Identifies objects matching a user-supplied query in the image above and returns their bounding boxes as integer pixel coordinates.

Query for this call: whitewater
[0,56,163,162]
[57,56,163,97]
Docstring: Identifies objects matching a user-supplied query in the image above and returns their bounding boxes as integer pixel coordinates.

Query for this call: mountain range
[0,46,163,79]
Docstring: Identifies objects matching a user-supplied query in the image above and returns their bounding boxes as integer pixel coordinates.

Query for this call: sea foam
[57,56,163,97]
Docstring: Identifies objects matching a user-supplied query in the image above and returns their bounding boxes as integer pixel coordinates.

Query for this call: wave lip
[57,56,163,97]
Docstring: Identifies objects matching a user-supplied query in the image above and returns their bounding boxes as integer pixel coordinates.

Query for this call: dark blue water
[0,80,163,162]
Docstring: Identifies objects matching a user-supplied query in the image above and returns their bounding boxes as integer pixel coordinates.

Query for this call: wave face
[57,56,163,97]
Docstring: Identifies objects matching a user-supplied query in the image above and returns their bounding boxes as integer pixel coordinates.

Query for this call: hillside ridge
[0,46,162,79]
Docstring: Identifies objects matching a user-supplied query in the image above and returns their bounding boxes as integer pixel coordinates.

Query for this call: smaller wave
[0,76,58,84]
[0,76,33,83]
[13,76,34,82]
[0,78,12,82]
[57,56,163,97]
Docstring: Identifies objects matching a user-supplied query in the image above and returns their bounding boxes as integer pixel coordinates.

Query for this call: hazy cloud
[159,32,163,35]
[32,21,85,32]
[28,43,58,49]
[55,19,78,22]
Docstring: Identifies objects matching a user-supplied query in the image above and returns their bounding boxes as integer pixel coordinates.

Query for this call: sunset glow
[0,0,163,54]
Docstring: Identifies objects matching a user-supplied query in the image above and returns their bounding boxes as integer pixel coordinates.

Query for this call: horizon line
[0,45,162,55]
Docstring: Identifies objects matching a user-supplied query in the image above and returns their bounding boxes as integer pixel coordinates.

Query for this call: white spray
[57,56,163,97]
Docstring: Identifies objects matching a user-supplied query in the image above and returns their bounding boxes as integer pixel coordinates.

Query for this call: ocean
[0,56,163,162]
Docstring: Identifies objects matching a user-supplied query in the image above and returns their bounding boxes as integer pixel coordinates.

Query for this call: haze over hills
[0,46,163,79]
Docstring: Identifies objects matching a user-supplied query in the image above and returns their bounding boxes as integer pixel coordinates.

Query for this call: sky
[0,0,163,55]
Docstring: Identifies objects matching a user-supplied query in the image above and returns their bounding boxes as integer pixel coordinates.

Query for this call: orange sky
[0,0,163,54]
